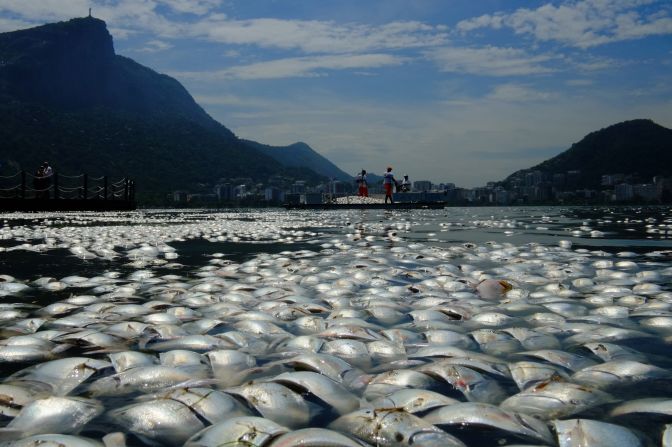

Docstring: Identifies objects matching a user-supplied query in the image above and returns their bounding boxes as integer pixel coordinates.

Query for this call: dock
[284,202,446,210]
[0,171,136,211]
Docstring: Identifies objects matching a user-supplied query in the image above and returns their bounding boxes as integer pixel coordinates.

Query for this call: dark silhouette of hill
[504,119,672,188]
[0,17,331,199]
[243,140,352,181]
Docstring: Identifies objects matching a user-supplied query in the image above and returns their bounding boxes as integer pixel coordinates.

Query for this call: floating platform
[0,199,136,212]
[284,201,446,210]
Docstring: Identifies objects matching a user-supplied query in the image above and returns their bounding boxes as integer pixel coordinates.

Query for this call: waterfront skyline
[1,1,671,187]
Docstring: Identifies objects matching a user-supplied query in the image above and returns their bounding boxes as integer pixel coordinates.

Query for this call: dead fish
[108,351,156,373]
[554,419,643,447]
[416,361,507,404]
[144,335,234,352]
[1,396,102,439]
[513,349,597,372]
[270,371,359,415]
[0,434,104,447]
[273,353,353,383]
[500,380,614,420]
[572,360,671,388]
[0,346,54,363]
[423,402,554,445]
[581,342,646,362]
[9,357,111,396]
[226,382,310,429]
[0,384,46,417]
[329,408,466,447]
[663,424,672,447]
[476,279,513,300]
[509,361,570,391]
[109,398,206,446]
[267,428,367,447]
[159,387,251,424]
[371,389,460,414]
[610,398,672,417]
[159,350,203,367]
[368,369,437,389]
[184,416,289,447]
[88,365,206,396]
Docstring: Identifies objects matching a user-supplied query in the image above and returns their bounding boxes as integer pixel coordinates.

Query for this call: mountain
[243,140,352,181]
[504,119,672,188]
[0,17,335,200]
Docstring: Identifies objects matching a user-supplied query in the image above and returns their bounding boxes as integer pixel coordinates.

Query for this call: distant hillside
[504,119,672,188]
[244,140,352,181]
[0,17,335,199]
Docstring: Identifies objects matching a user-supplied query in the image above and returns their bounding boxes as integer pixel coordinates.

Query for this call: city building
[413,180,432,192]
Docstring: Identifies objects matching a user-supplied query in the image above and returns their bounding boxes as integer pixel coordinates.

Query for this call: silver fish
[9,357,111,396]
[267,428,368,447]
[3,396,102,439]
[88,365,206,396]
[553,419,642,447]
[664,424,672,447]
[423,402,554,445]
[0,434,104,447]
[109,398,205,446]
[417,362,507,404]
[371,389,460,414]
[226,382,310,428]
[572,360,670,388]
[509,360,569,391]
[184,416,289,447]
[271,371,360,415]
[610,398,672,417]
[329,408,465,447]
[500,380,614,419]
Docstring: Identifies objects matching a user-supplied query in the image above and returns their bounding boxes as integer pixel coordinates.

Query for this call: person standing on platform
[383,166,396,204]
[400,175,411,192]
[41,162,53,199]
[356,169,368,197]
[33,165,44,199]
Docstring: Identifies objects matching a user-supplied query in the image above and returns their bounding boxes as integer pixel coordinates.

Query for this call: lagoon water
[1,206,672,446]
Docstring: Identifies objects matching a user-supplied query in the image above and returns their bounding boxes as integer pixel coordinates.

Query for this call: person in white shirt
[383,166,396,204]
[400,175,411,192]
[355,169,368,197]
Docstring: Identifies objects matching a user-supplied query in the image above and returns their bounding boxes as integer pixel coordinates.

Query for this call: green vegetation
[504,119,672,188]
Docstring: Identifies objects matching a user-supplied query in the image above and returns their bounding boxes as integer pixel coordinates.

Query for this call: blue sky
[1,0,671,186]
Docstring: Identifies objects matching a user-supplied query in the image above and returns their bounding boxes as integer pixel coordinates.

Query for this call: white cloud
[133,39,173,52]
[173,53,406,80]
[425,46,556,76]
[457,0,672,48]
[156,0,222,15]
[566,78,594,86]
[487,84,557,102]
[189,18,448,54]
[0,16,34,32]
[0,0,89,22]
[193,94,275,108]
[0,1,450,54]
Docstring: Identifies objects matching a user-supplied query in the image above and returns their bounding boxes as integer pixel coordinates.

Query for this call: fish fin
[0,428,24,441]
[103,432,127,447]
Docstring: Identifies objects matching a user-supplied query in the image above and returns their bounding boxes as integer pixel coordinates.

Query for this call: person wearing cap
[400,175,411,192]
[383,166,396,204]
[355,169,368,197]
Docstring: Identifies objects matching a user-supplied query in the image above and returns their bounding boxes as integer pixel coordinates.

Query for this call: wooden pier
[0,171,136,211]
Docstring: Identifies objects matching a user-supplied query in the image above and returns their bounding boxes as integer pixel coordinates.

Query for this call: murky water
[0,206,671,446]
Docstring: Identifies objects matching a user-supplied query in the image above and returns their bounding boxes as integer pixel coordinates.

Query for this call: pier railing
[0,171,135,202]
